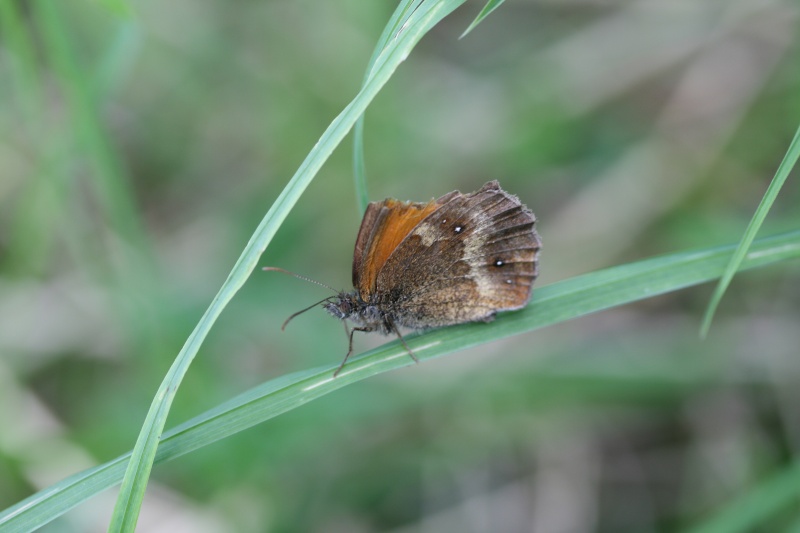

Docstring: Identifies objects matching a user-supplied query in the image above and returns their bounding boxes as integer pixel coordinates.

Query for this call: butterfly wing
[375,181,541,328]
[352,197,443,299]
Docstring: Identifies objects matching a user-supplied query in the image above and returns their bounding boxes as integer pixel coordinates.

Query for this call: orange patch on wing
[358,199,439,297]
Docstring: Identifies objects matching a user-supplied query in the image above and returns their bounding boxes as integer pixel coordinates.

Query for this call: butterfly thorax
[324,291,394,335]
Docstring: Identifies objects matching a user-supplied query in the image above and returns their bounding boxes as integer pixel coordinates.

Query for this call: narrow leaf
[687,460,800,533]
[107,1,467,531]
[700,123,800,337]
[353,0,427,213]
[3,229,799,532]
[460,0,505,39]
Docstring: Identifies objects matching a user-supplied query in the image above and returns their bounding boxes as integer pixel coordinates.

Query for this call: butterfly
[266,180,541,376]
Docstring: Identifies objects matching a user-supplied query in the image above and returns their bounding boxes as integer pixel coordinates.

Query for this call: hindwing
[374,181,541,328]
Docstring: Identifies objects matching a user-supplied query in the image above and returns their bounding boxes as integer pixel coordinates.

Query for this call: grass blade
[686,460,800,533]
[106,1,467,531]
[0,0,43,127]
[700,123,800,337]
[3,229,799,532]
[460,0,505,39]
[33,0,151,259]
[353,0,426,213]
[353,117,370,214]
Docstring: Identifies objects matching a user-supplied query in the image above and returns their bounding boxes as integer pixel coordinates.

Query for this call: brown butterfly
[266,180,541,376]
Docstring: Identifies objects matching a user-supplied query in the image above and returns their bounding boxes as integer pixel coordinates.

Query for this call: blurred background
[1,0,799,531]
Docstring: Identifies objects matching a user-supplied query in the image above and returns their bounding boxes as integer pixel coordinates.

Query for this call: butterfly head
[323,291,357,320]
[324,291,388,333]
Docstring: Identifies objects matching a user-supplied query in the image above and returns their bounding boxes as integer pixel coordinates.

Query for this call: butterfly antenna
[262,266,339,293]
[279,296,334,331]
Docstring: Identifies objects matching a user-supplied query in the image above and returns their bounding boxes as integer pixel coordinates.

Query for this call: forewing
[352,198,441,298]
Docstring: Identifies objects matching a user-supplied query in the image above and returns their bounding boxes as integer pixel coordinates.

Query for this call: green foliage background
[1,1,799,531]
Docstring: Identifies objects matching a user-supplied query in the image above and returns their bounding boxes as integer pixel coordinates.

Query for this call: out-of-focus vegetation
[1,1,799,531]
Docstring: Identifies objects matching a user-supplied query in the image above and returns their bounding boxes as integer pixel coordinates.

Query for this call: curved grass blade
[95,0,134,18]
[700,123,800,338]
[460,0,505,39]
[686,460,800,533]
[3,229,799,532]
[94,20,142,98]
[0,0,43,126]
[107,1,468,531]
[353,118,370,214]
[353,0,426,213]
[33,0,152,261]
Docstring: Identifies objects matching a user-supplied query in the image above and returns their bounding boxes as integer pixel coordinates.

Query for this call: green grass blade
[3,229,799,532]
[33,0,151,259]
[686,460,800,533]
[353,0,426,213]
[700,123,800,338]
[353,118,370,214]
[460,0,505,39]
[94,20,142,98]
[0,0,43,127]
[95,0,134,18]
[107,1,467,531]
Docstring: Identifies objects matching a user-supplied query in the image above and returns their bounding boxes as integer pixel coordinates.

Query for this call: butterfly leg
[387,318,419,365]
[334,325,371,377]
